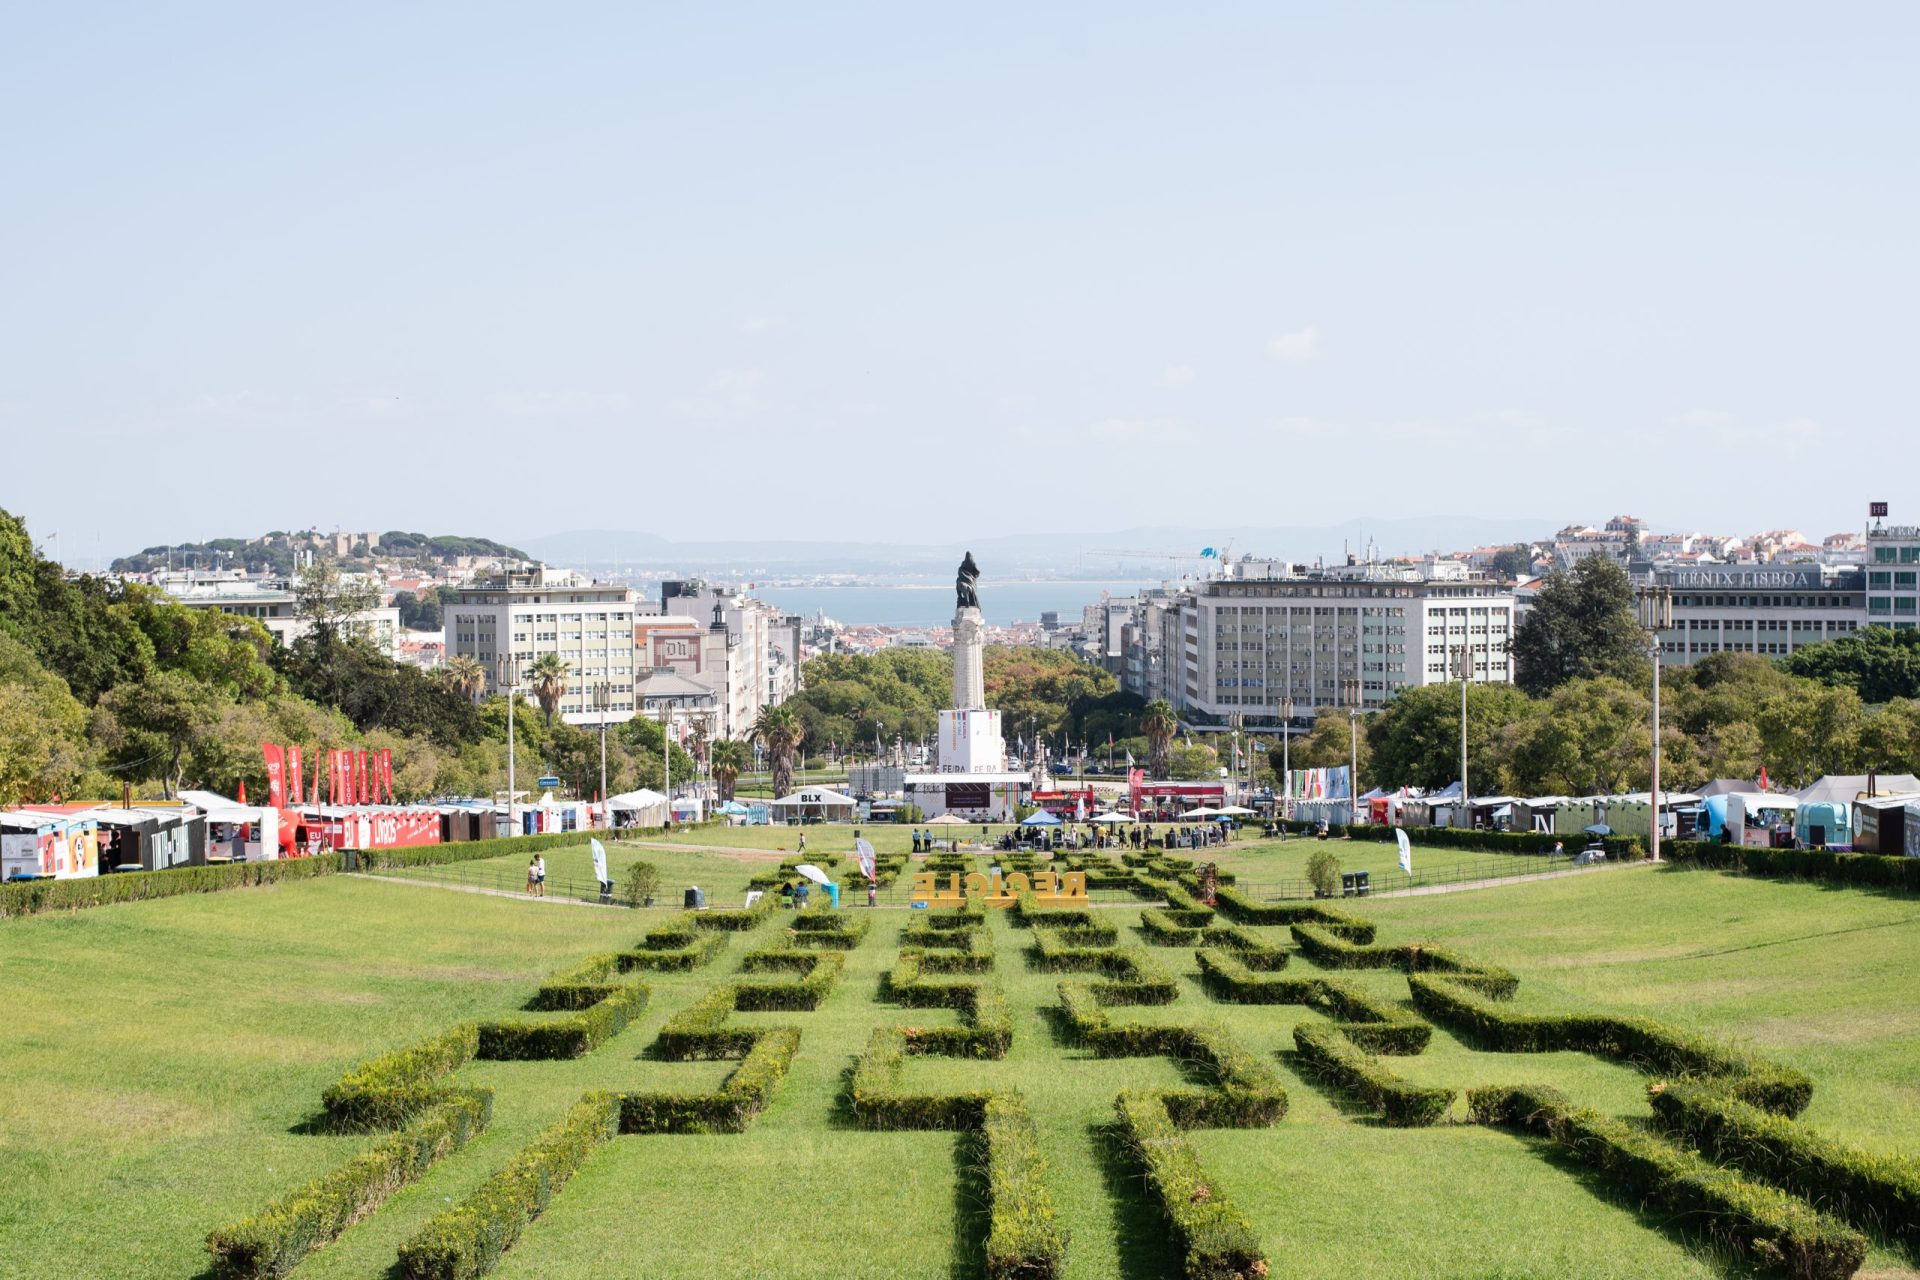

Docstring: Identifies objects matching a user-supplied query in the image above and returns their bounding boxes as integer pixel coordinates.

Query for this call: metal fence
[368,846,1598,909]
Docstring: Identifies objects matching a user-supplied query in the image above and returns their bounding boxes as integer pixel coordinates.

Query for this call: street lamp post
[1342,677,1361,828]
[1280,696,1296,820]
[1455,642,1471,812]
[498,655,521,838]
[593,681,611,813]
[1638,585,1674,861]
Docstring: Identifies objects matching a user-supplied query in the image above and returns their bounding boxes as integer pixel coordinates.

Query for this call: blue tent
[1020,811,1062,826]
[717,800,751,815]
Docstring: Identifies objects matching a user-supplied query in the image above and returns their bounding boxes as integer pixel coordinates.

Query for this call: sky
[3,3,1916,565]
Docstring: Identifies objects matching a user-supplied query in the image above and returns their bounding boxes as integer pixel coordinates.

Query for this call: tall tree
[1365,682,1537,792]
[1510,556,1647,696]
[750,702,805,798]
[441,654,487,703]
[1141,699,1179,779]
[527,653,571,728]
[710,738,749,803]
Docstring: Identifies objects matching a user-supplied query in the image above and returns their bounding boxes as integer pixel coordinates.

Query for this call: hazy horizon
[5,5,1916,555]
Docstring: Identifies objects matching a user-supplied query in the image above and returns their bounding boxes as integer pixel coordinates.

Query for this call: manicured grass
[5,852,1919,1277]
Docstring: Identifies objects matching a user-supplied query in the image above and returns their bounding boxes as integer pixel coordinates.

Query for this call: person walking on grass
[532,853,547,898]
[527,856,538,896]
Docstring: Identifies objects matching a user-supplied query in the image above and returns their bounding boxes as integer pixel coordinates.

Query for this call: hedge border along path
[1471,1085,1867,1280]
[400,908,829,1280]
[205,952,652,1279]
[1030,905,1282,1280]
[1649,1081,1920,1244]
[850,906,1065,1279]
[1406,972,1814,1117]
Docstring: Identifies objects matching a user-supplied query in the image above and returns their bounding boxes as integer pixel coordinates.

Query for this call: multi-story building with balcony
[446,566,638,725]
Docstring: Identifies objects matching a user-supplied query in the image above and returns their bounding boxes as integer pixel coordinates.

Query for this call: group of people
[524,853,547,897]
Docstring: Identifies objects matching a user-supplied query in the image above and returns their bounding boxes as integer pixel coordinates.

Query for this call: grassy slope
[4,854,1918,1278]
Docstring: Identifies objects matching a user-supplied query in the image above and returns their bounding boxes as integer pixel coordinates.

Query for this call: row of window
[1867,572,1918,589]
[1868,598,1920,614]
[1872,546,1920,563]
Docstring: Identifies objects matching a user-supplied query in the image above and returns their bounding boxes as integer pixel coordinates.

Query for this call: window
[1870,597,1892,614]
[1876,547,1897,562]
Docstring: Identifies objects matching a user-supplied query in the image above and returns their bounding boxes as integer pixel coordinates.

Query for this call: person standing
[527,856,538,896]
[867,881,878,908]
[532,853,547,898]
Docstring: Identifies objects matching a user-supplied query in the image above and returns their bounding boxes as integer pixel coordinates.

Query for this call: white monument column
[952,606,986,711]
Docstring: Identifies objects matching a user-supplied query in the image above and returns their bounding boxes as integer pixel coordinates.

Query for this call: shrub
[1292,1024,1453,1126]
[655,986,761,1060]
[733,952,846,1011]
[526,954,623,1011]
[622,860,660,906]
[1665,840,1920,892]
[1470,1085,1865,1280]
[1305,848,1343,898]
[1650,1081,1920,1240]
[1114,1091,1266,1280]
[322,1023,481,1131]
[1209,887,1376,940]
[476,982,649,1059]
[396,1092,620,1280]
[1412,976,1812,1115]
[207,1093,490,1279]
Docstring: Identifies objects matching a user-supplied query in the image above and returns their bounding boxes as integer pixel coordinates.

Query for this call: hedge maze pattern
[208,852,1906,1280]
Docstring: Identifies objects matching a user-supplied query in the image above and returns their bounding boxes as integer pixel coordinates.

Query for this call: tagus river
[748,580,1158,627]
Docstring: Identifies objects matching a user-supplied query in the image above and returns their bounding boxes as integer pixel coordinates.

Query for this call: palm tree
[751,702,805,799]
[710,738,749,804]
[1141,699,1179,780]
[444,655,486,703]
[527,653,571,728]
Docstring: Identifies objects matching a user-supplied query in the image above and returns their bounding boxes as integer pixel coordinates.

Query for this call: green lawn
[3,853,1918,1278]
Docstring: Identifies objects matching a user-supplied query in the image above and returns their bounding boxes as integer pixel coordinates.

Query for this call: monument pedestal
[939,708,1005,772]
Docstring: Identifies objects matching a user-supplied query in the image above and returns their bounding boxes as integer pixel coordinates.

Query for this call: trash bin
[824,882,841,908]
[1340,871,1358,897]
[342,848,360,872]
[1352,870,1370,897]
[684,886,706,909]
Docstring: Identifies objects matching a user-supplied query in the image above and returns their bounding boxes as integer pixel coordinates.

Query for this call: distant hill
[111,530,529,575]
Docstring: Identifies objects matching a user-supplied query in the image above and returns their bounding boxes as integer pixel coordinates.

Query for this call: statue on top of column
[955,552,980,610]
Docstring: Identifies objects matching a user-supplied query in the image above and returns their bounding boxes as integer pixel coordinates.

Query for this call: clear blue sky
[3,3,1915,562]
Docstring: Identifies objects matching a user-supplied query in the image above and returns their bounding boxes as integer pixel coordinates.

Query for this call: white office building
[1866,524,1920,630]
[1650,564,1867,662]
[1156,562,1516,724]
[655,580,804,738]
[446,566,638,725]
[161,574,401,657]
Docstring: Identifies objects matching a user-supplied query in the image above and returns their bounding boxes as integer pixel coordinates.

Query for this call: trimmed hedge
[1292,1024,1453,1126]
[655,986,759,1060]
[207,1093,490,1278]
[1650,1081,1920,1240]
[692,893,780,931]
[1054,984,1288,1128]
[1470,1085,1865,1280]
[1412,976,1813,1115]
[1289,924,1519,997]
[1665,840,1920,892]
[848,1028,1065,1277]
[476,982,649,1059]
[785,913,873,949]
[1280,822,1645,861]
[885,955,1013,1058]
[982,1093,1068,1279]
[619,1026,802,1134]
[617,932,728,971]
[526,954,623,1011]
[1210,886,1376,940]
[1193,951,1431,1054]
[1115,1090,1266,1280]
[1029,932,1179,1004]
[2,853,346,920]
[734,951,845,1011]
[322,1023,481,1131]
[397,1092,620,1280]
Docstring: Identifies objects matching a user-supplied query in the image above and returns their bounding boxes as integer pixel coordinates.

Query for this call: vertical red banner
[289,746,304,805]
[379,749,393,803]
[333,750,349,805]
[262,744,286,808]
[357,751,370,805]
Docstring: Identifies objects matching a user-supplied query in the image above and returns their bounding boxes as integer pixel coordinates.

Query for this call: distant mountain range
[511,517,1553,578]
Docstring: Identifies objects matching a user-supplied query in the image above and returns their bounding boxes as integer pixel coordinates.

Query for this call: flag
[262,744,286,808]
[1126,750,1134,768]
[379,749,393,803]
[855,838,876,882]
[289,746,304,804]
[1396,828,1412,874]
[1758,766,1771,792]
[590,837,608,886]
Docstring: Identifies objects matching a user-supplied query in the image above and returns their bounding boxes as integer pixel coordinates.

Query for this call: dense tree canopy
[1510,556,1647,696]
[1781,626,1920,705]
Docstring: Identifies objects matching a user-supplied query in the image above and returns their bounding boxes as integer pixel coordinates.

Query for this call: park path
[1365,859,1643,899]
[344,871,627,908]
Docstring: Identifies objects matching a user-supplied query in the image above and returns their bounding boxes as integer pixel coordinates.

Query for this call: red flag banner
[262,744,286,808]
[379,749,394,803]
[289,746,304,804]
[352,752,365,805]
[334,750,350,805]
